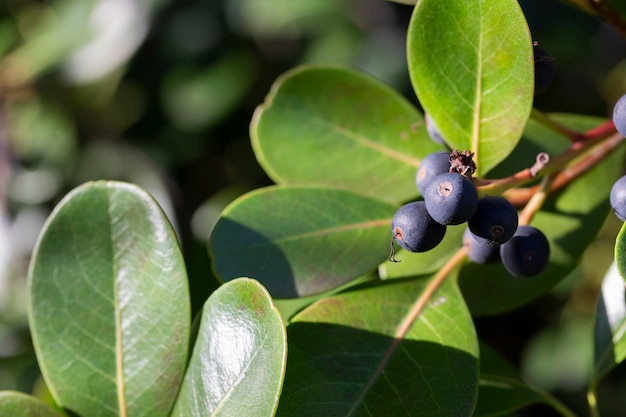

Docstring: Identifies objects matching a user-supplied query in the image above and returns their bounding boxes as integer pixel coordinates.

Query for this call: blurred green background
[0,0,625,416]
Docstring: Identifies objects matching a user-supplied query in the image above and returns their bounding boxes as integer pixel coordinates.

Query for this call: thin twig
[504,132,626,206]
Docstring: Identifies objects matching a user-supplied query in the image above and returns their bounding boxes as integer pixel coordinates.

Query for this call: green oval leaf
[615,222,626,283]
[407,0,533,174]
[172,278,287,417]
[209,185,396,298]
[28,181,190,417]
[277,275,479,417]
[0,391,63,417]
[251,66,443,204]
[459,114,625,315]
[593,262,626,382]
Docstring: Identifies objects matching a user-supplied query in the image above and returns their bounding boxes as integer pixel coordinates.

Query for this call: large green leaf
[474,343,544,417]
[251,66,442,204]
[209,185,396,298]
[407,0,533,175]
[459,114,624,315]
[0,391,64,417]
[171,278,287,417]
[593,262,626,382]
[277,275,479,417]
[28,181,190,417]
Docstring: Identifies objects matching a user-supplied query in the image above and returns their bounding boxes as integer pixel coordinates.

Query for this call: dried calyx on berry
[449,149,476,178]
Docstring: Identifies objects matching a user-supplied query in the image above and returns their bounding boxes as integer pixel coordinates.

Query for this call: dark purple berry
[391,201,446,252]
[613,94,626,137]
[468,196,518,247]
[416,151,451,195]
[424,172,478,225]
[610,174,626,221]
[500,225,550,277]
[463,228,500,264]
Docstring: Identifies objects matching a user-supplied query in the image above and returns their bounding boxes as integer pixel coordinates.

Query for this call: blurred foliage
[0,0,625,416]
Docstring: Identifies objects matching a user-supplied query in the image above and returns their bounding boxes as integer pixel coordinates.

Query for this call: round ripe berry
[416,151,451,195]
[610,175,626,221]
[533,42,554,95]
[613,94,626,137]
[463,227,500,264]
[391,201,447,252]
[500,225,550,277]
[468,196,518,247]
[425,113,448,146]
[424,172,478,225]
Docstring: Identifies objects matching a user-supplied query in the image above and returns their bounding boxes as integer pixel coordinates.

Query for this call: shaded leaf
[171,278,287,417]
[251,66,442,204]
[459,114,624,315]
[593,262,626,382]
[28,181,190,417]
[277,274,479,417]
[475,343,548,417]
[0,391,64,417]
[407,0,533,174]
[209,185,395,298]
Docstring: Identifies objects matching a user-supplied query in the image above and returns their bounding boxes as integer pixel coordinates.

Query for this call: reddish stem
[504,132,625,207]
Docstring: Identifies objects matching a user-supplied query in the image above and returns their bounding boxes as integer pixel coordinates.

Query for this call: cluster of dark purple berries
[390,150,550,278]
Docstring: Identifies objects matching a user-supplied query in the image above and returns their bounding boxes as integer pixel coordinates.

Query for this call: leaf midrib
[345,249,469,416]
[221,218,391,253]
[277,108,422,168]
[471,1,484,170]
[108,190,128,417]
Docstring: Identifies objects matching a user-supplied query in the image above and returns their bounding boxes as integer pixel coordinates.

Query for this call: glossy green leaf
[474,343,544,417]
[171,278,287,417]
[28,181,190,417]
[277,275,479,417]
[209,185,395,298]
[251,66,443,204]
[407,0,533,175]
[593,262,626,382]
[459,114,624,315]
[0,391,64,417]
[615,222,626,283]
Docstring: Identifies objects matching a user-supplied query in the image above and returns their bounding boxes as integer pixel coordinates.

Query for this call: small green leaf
[475,343,544,417]
[0,391,64,417]
[171,278,287,417]
[593,262,626,382]
[209,185,396,298]
[28,181,190,417]
[251,66,442,204]
[277,275,479,417]
[407,0,533,174]
[459,114,625,315]
[615,222,626,283]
